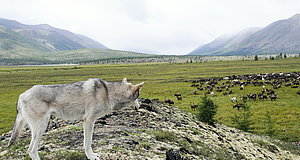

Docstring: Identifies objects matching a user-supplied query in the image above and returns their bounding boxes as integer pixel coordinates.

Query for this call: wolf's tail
[8,98,25,147]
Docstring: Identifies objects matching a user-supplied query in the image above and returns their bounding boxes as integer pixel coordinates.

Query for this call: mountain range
[0,18,108,52]
[0,18,151,65]
[189,14,300,55]
[2,14,300,63]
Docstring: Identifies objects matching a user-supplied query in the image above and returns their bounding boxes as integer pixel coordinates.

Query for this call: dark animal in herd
[190,102,199,111]
[269,94,277,101]
[174,94,182,100]
[233,104,242,110]
[258,93,268,100]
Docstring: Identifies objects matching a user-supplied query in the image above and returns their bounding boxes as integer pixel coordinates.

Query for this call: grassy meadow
[0,58,299,142]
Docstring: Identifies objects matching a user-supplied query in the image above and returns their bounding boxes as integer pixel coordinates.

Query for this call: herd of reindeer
[165,72,300,111]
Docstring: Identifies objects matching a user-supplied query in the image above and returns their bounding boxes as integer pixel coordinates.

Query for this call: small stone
[179,147,190,154]
[166,149,184,160]
[267,144,279,153]
[184,137,193,144]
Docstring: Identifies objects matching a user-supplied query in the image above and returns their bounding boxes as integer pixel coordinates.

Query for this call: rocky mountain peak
[34,24,53,30]
[290,13,300,20]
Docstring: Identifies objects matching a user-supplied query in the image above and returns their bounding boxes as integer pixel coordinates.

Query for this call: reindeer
[190,102,199,111]
[240,85,244,90]
[230,97,237,103]
[233,104,242,110]
[174,94,182,100]
[269,94,277,101]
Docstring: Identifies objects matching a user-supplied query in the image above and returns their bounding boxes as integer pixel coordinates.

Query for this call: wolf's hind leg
[25,110,50,160]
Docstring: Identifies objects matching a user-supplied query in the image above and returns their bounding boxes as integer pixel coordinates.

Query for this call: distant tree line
[1,53,300,65]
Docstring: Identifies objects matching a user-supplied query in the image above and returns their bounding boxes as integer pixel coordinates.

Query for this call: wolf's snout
[132,99,140,110]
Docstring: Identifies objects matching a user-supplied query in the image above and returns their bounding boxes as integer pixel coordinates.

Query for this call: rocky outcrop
[0,99,299,159]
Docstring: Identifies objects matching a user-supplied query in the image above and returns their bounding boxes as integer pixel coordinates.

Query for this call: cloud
[0,0,300,55]
[117,0,149,22]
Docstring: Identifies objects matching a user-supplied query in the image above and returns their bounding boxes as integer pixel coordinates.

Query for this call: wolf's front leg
[83,119,100,160]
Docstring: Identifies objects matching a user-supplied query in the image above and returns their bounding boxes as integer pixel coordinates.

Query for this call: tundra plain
[0,58,299,142]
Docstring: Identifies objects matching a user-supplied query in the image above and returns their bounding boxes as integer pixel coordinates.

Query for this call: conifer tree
[197,96,218,126]
[254,55,259,61]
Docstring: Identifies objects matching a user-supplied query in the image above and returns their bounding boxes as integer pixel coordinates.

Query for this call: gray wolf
[8,78,144,160]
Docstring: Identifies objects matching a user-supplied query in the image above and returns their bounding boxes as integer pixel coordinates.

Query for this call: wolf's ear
[135,82,144,91]
[122,77,128,84]
[132,82,144,97]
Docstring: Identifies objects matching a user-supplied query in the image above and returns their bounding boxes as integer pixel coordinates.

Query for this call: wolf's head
[112,78,144,110]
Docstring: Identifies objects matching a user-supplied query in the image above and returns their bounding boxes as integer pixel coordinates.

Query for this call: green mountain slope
[0,27,53,52]
[0,18,108,51]
[0,48,152,65]
[46,48,153,63]
[0,18,153,65]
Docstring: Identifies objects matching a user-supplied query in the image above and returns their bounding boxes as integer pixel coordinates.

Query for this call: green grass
[0,58,299,142]
[152,130,177,142]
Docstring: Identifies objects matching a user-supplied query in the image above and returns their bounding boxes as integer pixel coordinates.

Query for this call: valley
[0,57,299,142]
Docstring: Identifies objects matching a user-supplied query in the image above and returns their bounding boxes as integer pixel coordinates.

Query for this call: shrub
[264,111,276,136]
[197,96,218,126]
[153,130,177,142]
[231,101,253,132]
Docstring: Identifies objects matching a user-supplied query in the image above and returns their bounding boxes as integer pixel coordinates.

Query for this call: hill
[0,99,299,159]
[189,14,300,55]
[46,48,154,64]
[189,28,261,55]
[0,48,153,65]
[0,18,155,65]
[0,18,107,52]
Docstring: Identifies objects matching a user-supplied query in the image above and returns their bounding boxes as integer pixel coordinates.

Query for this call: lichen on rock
[0,98,299,160]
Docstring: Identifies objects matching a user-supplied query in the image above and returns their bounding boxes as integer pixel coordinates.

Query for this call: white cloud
[0,0,300,54]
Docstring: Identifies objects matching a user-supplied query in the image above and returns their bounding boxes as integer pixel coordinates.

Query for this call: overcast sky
[1,0,300,55]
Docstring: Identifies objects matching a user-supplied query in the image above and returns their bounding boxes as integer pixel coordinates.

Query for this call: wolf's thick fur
[8,78,144,160]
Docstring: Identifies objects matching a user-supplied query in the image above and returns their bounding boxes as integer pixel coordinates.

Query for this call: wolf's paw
[87,153,100,160]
